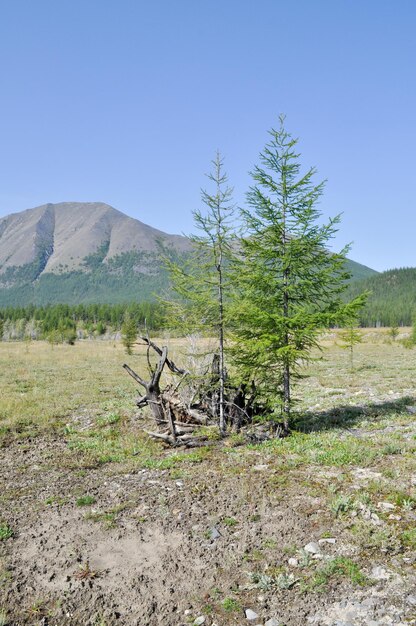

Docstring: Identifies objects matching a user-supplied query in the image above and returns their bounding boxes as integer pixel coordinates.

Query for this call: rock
[184,609,192,616]
[370,512,382,525]
[265,619,281,626]
[245,608,259,621]
[288,557,298,567]
[318,537,336,544]
[370,566,391,580]
[406,594,416,606]
[377,616,393,625]
[304,542,321,554]
[388,514,402,520]
[209,527,221,540]
[351,468,382,481]
[253,464,268,471]
[175,480,184,487]
[377,501,396,511]
[193,617,205,626]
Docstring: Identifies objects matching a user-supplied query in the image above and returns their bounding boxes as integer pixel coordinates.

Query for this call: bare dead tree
[123,336,286,446]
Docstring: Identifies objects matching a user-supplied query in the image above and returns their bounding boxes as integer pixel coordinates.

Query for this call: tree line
[343,267,416,327]
[0,302,163,342]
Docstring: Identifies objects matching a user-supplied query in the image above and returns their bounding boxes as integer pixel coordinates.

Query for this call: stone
[318,537,336,544]
[193,617,205,626]
[288,557,298,567]
[378,616,393,625]
[253,464,268,471]
[245,608,259,621]
[209,527,221,540]
[370,566,391,580]
[406,594,416,606]
[351,468,382,481]
[370,512,382,525]
[265,619,281,626]
[304,542,321,554]
[377,501,396,511]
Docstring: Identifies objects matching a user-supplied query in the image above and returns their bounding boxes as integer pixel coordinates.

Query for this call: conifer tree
[121,312,137,355]
[231,116,365,428]
[165,152,235,433]
[339,319,363,370]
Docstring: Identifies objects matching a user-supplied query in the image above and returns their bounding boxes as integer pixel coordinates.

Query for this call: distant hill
[0,202,376,306]
[344,267,416,326]
[0,202,190,306]
[343,259,378,282]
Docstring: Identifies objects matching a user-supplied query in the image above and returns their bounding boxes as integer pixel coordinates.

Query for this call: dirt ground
[1,431,415,626]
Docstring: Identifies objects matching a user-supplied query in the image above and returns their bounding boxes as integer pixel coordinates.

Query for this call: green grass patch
[0,523,13,541]
[401,528,416,548]
[309,557,368,590]
[76,495,96,507]
[221,597,241,612]
[260,431,380,467]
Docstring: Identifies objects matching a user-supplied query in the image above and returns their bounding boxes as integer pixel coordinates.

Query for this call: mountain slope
[344,267,416,326]
[0,202,189,280]
[0,202,376,306]
[344,258,377,281]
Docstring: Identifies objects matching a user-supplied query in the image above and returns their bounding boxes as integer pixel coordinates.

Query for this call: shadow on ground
[292,395,416,433]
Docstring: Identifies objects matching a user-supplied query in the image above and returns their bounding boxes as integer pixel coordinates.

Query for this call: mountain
[0,202,376,306]
[344,267,416,326]
[343,258,377,282]
[0,202,189,275]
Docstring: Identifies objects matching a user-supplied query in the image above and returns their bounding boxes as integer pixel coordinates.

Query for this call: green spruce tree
[121,312,137,355]
[231,116,365,428]
[339,319,363,370]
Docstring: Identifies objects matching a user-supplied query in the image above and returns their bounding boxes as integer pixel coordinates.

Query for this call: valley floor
[0,335,415,625]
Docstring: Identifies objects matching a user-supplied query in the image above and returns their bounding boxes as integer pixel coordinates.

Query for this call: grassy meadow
[0,331,416,625]
[0,330,415,467]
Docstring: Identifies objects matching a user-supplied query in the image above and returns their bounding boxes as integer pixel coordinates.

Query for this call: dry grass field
[0,333,415,625]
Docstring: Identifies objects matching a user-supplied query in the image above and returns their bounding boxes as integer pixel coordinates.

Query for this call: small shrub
[401,528,416,548]
[0,523,13,541]
[330,494,354,517]
[76,495,96,507]
[310,557,367,589]
[222,597,241,612]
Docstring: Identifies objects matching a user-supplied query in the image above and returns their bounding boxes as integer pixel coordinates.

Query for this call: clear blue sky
[0,0,415,271]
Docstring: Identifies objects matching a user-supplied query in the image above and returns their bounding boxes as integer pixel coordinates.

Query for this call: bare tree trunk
[123,344,168,424]
[218,257,226,435]
[282,180,290,430]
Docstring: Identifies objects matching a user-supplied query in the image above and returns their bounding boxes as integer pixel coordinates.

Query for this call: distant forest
[0,268,415,336]
[343,267,416,327]
[0,302,163,341]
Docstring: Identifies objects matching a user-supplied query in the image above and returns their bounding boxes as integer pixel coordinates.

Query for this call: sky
[0,0,415,272]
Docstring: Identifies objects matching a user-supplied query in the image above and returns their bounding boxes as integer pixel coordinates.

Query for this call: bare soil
[1,432,415,626]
